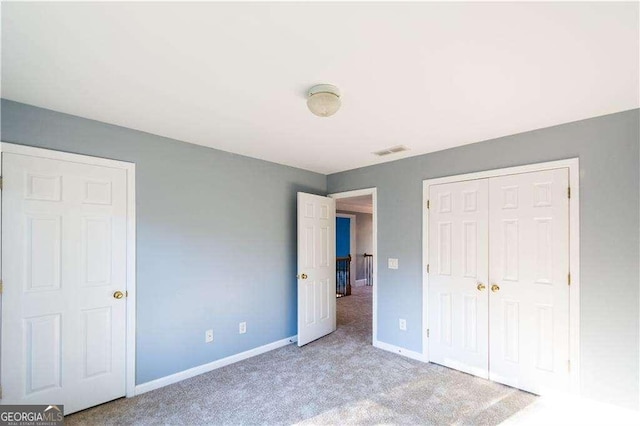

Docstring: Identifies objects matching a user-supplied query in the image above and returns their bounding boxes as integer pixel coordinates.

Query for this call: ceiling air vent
[372,145,410,156]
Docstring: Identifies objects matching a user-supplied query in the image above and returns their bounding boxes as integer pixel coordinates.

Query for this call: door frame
[422,158,580,393]
[0,142,137,398]
[329,188,377,343]
[336,213,356,292]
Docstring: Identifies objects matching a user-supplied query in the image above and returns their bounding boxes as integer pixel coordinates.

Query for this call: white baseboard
[373,339,428,363]
[134,335,298,395]
[355,279,367,287]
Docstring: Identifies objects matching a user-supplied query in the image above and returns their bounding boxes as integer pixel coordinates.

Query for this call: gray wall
[337,211,373,280]
[0,99,327,385]
[328,109,640,408]
[3,98,638,408]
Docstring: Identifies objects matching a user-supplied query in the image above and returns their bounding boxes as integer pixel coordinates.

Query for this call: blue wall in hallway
[336,217,351,257]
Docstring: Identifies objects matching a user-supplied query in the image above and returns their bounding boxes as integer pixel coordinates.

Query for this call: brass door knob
[299,273,308,280]
[477,283,486,291]
[491,284,500,293]
[113,291,124,299]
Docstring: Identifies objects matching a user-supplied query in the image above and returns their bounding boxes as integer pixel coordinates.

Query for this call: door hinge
[568,273,571,286]
[568,187,571,199]
[426,264,430,274]
[0,279,3,294]
[0,177,3,190]
[427,329,430,338]
[426,200,430,209]
[568,360,571,372]
[0,385,3,399]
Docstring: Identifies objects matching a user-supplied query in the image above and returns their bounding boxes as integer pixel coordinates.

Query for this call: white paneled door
[428,179,490,378]
[428,168,570,395]
[2,152,128,414]
[488,168,570,394]
[297,192,336,346]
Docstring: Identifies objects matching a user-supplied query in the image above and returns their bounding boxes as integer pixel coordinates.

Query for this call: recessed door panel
[305,281,315,325]
[463,295,478,352]
[535,305,554,372]
[25,174,61,201]
[503,301,520,363]
[463,221,477,278]
[304,227,314,268]
[82,217,112,286]
[319,226,329,267]
[319,279,329,321]
[503,220,519,281]
[535,219,553,284]
[83,180,112,205]
[25,215,61,291]
[437,222,452,275]
[439,293,452,346]
[83,307,112,378]
[25,314,62,394]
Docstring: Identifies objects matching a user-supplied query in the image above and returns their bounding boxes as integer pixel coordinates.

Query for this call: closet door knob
[477,283,486,291]
[491,284,500,293]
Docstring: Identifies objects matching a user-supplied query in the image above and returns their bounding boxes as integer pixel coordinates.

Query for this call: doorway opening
[330,189,377,345]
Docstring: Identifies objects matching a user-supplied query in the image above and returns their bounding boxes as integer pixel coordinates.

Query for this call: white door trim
[336,213,356,291]
[329,188,377,343]
[422,158,580,393]
[0,142,137,398]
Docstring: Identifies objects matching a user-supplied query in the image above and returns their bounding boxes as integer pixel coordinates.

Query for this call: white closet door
[428,179,489,378]
[488,168,570,394]
[1,152,128,414]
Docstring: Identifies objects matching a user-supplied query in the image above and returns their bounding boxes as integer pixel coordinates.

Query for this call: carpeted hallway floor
[67,286,536,425]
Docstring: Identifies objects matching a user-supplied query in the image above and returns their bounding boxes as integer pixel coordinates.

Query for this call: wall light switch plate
[388,258,399,269]
[239,322,247,334]
[205,329,214,343]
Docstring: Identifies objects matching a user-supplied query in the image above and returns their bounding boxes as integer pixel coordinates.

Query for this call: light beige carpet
[67,286,536,425]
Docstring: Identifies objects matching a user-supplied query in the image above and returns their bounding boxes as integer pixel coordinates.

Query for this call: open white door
[297,192,336,346]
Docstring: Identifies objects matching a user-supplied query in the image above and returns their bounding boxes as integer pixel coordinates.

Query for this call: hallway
[336,285,373,345]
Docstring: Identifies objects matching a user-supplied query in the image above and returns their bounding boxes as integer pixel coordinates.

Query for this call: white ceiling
[2,2,638,174]
[337,195,373,214]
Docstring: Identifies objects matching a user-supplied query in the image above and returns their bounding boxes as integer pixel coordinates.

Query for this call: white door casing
[428,179,490,378]
[488,168,570,394]
[1,143,136,413]
[297,192,336,346]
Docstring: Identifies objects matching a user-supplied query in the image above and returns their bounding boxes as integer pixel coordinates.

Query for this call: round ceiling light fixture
[307,84,341,117]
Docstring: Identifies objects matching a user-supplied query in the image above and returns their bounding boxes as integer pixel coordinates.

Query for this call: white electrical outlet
[388,258,399,269]
[205,329,214,343]
[239,322,247,334]
[399,319,407,331]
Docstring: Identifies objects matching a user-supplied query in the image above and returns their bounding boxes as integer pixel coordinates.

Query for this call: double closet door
[428,168,570,395]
